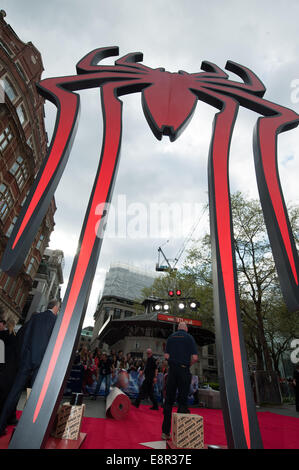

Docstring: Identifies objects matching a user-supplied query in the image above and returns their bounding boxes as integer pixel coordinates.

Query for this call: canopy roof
[97,312,215,347]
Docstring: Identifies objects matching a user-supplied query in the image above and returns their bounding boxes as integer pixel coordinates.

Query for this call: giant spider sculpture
[3,47,299,449]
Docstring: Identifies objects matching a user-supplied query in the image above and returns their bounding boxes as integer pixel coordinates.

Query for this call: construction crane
[155,244,177,272]
[155,205,207,273]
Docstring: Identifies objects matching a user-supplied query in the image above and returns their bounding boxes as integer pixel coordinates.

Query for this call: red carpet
[1,406,298,449]
[79,405,299,450]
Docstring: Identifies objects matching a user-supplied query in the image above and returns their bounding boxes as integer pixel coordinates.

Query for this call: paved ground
[17,391,299,419]
[255,403,298,418]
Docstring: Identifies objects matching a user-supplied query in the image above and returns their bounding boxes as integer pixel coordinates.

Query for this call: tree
[183,191,299,373]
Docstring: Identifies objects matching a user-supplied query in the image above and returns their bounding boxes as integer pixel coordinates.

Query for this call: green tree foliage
[182,192,299,373]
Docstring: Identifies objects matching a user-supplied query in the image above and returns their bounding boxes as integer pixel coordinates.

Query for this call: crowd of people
[74,346,169,399]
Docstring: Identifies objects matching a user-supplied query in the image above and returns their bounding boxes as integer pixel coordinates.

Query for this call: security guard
[161,322,198,440]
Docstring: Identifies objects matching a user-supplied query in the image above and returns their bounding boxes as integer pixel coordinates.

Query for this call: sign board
[157,313,202,327]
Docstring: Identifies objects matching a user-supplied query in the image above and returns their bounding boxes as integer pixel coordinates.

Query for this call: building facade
[78,326,94,351]
[22,248,64,321]
[0,11,56,323]
[91,263,157,346]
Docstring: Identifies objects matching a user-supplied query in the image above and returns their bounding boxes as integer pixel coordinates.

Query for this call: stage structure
[2,47,299,449]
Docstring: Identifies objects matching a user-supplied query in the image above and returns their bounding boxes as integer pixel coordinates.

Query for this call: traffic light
[168,289,182,297]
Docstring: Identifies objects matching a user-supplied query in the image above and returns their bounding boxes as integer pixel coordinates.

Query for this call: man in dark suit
[133,348,159,410]
[0,299,60,436]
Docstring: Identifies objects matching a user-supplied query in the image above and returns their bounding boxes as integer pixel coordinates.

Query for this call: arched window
[9,156,29,190]
[0,182,13,221]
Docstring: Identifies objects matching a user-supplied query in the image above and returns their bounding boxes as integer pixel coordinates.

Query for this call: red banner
[157,313,202,327]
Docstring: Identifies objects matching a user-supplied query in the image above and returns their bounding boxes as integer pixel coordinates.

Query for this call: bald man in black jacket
[0,299,60,436]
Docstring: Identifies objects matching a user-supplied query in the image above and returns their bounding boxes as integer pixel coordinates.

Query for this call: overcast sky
[2,1,299,327]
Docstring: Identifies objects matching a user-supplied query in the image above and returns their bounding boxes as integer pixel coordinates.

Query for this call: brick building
[0,11,56,323]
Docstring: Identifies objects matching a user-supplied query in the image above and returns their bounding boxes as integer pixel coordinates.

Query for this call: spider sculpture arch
[3,47,299,449]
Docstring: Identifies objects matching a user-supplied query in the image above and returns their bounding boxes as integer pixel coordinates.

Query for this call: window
[3,77,17,101]
[0,39,13,57]
[9,280,16,297]
[9,156,28,190]
[3,275,11,292]
[6,215,17,237]
[124,310,133,318]
[15,61,27,82]
[16,104,27,125]
[0,183,14,221]
[0,126,13,151]
[36,233,45,251]
[113,308,122,319]
[26,256,37,276]
[21,190,29,207]
[15,288,22,305]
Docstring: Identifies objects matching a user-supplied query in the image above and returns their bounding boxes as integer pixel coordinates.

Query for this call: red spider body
[141,70,198,140]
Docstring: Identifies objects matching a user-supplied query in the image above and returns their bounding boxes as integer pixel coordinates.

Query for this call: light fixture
[178,302,185,310]
[154,304,162,311]
[190,300,200,310]
[163,304,170,311]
